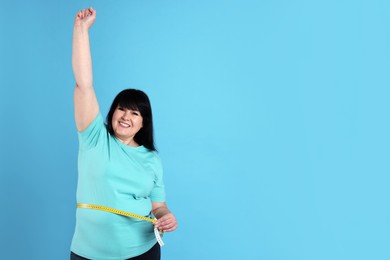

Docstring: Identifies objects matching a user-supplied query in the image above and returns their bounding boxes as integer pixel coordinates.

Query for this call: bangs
[117,99,140,111]
[116,91,145,112]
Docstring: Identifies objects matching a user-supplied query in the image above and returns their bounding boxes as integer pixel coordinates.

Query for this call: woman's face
[111,105,143,146]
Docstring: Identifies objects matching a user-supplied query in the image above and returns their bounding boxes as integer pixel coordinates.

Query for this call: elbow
[75,80,93,90]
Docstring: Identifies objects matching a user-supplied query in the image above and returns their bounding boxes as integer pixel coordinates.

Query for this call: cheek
[111,116,119,128]
[112,112,121,122]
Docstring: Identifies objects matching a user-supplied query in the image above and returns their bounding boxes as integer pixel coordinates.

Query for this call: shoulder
[150,151,162,163]
[78,112,105,134]
[144,150,163,172]
[77,112,109,150]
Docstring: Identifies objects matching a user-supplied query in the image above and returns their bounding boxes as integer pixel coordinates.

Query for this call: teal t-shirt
[71,113,165,260]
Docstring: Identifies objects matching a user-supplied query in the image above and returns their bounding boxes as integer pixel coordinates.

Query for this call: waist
[77,203,155,223]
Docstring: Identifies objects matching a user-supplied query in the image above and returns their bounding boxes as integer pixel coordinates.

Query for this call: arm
[152,202,178,232]
[73,7,99,132]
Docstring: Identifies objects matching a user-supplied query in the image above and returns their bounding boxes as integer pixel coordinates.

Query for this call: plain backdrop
[1,0,389,259]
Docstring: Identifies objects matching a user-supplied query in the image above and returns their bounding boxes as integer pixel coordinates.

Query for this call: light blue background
[1,0,389,259]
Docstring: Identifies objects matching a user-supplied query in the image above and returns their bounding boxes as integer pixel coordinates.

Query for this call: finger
[159,219,176,228]
[164,223,178,232]
[82,9,88,18]
[160,222,177,231]
[157,221,172,229]
[157,218,177,228]
[155,218,170,228]
[155,214,176,228]
[156,214,174,222]
[155,220,167,229]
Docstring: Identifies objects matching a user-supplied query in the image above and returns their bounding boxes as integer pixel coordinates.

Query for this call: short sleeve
[150,155,166,202]
[77,113,106,150]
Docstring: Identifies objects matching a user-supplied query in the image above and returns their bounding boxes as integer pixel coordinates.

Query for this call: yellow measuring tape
[77,203,156,223]
[77,203,165,246]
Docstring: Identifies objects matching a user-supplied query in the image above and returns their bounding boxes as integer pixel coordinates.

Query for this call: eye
[118,107,125,111]
[132,111,140,116]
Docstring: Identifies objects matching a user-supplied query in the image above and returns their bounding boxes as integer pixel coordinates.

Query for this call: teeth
[119,122,130,127]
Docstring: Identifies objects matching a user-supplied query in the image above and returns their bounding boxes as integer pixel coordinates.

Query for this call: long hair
[106,89,156,151]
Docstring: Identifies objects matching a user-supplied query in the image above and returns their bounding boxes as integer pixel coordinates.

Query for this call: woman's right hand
[74,7,96,29]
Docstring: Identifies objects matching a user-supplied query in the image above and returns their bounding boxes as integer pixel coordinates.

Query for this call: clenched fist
[74,7,96,30]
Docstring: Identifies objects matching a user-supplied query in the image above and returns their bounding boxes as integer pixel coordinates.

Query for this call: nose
[121,110,131,120]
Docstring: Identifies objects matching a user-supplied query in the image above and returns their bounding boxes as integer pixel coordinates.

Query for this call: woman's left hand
[154,213,178,232]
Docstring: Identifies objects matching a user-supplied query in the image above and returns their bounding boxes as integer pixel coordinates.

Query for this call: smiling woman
[111,104,144,147]
[106,89,155,150]
[70,6,177,260]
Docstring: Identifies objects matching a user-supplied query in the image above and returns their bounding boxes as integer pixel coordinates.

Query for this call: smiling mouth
[119,122,130,128]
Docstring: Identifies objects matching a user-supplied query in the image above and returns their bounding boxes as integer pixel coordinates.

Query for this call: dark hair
[106,89,156,151]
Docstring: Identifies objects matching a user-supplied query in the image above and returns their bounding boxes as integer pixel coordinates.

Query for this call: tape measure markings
[76,203,165,246]
[77,203,155,223]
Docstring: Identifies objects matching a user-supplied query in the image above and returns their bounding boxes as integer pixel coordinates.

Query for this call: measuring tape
[77,203,165,246]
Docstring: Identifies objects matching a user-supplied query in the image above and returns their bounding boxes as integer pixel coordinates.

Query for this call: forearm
[152,206,171,219]
[72,25,93,89]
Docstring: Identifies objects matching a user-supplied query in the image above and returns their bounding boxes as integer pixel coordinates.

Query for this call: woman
[70,7,177,260]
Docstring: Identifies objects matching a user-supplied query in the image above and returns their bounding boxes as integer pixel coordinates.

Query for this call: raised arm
[73,7,99,132]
